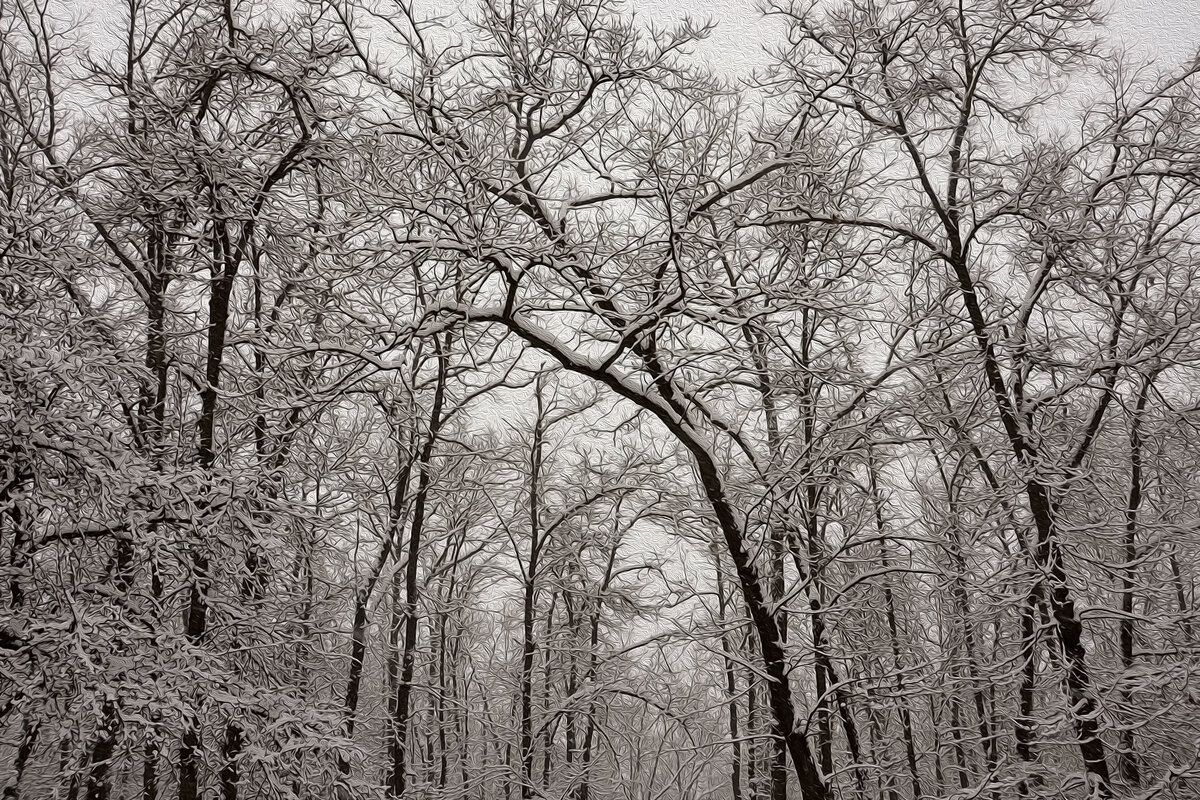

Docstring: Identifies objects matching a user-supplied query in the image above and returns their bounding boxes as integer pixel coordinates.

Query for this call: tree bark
[867,454,923,800]
[712,542,744,800]
[1118,374,1152,786]
[519,378,548,800]
[388,332,450,798]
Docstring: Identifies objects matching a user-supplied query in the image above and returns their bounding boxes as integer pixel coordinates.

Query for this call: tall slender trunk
[88,541,133,800]
[136,256,171,800]
[1118,374,1152,786]
[574,520,623,800]
[722,241,798,800]
[540,600,556,792]
[928,694,946,798]
[179,215,240,800]
[867,453,922,800]
[789,514,863,787]
[451,626,472,800]
[1169,547,1193,642]
[503,737,514,800]
[436,609,450,789]
[948,694,970,791]
[928,387,1022,798]
[935,457,997,785]
[746,648,762,800]
[576,695,596,800]
[712,542,743,800]
[218,260,275,800]
[1015,584,1040,800]
[2,715,37,800]
[388,332,451,798]
[747,320,789,800]
[90,220,172,800]
[386,560,403,756]
[802,507,833,778]
[564,592,578,773]
[948,250,1112,794]
[864,684,898,800]
[518,380,548,800]
[341,418,414,774]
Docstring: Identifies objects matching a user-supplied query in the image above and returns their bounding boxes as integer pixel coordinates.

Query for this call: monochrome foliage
[1,0,1198,799]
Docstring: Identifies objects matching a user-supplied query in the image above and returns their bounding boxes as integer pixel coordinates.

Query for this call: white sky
[1106,0,1200,66]
[622,0,1200,76]
[69,0,1199,80]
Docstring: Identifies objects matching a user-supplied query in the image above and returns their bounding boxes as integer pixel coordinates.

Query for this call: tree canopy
[2,1,1199,799]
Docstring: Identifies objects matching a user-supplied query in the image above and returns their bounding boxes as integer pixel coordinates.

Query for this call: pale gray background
[68,0,1200,79]
[626,0,1199,76]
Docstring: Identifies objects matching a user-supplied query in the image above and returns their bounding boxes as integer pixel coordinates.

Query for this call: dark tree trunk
[868,455,923,800]
[1118,375,1152,787]
[518,380,547,800]
[1015,584,1040,800]
[2,716,37,800]
[179,222,237,800]
[712,542,744,800]
[1170,548,1193,642]
[388,333,450,798]
[947,251,1112,796]
[342,414,415,774]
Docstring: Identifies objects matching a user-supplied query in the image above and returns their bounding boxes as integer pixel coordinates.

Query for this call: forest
[1,0,1199,797]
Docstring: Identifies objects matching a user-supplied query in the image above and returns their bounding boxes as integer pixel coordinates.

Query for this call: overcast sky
[70,0,1199,80]
[622,0,1200,77]
[1107,0,1199,64]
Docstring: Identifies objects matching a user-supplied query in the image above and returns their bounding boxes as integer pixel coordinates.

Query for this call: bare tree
[5,1,1200,800]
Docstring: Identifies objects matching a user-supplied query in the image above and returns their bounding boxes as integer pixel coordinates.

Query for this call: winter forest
[4,0,1200,797]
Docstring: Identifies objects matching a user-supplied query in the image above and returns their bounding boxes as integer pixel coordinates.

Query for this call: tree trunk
[2,715,37,800]
[712,542,744,800]
[867,455,922,800]
[518,379,547,800]
[947,251,1112,795]
[1015,584,1040,799]
[388,332,450,798]
[1118,374,1152,786]
[179,220,240,800]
